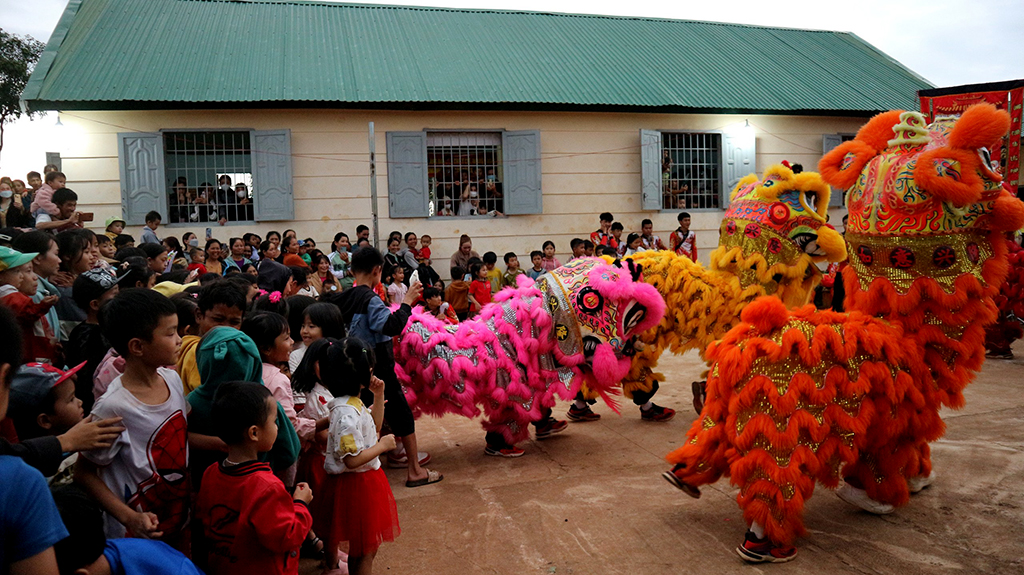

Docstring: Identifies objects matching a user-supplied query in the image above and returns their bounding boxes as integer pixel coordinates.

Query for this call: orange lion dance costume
[663,104,1024,563]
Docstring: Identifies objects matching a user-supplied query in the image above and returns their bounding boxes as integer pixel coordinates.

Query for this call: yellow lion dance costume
[663,104,1024,563]
[574,165,847,419]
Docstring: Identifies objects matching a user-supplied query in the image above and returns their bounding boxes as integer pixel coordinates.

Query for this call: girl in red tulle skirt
[319,338,400,575]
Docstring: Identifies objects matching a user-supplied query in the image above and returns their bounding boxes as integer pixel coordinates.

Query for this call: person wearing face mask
[0,183,31,228]
[234,183,253,221]
[215,175,233,225]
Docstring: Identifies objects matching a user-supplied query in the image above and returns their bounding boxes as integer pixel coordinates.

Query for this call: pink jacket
[261,363,316,444]
[30,184,59,216]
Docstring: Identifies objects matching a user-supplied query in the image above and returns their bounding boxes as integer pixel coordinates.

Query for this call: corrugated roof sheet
[24,0,931,112]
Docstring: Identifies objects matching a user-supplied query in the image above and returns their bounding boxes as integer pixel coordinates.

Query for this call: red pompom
[740,297,791,333]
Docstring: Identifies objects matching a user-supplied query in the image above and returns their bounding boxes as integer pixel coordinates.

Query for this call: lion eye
[622,303,647,334]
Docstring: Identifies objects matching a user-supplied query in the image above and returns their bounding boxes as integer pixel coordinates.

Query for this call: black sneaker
[534,418,568,439]
[736,531,797,563]
[640,403,675,422]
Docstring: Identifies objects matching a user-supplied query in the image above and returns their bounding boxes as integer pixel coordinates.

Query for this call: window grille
[660,132,722,210]
[164,131,254,224]
[426,132,503,217]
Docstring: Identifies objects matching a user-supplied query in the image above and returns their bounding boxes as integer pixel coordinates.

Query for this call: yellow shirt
[177,335,202,395]
[486,267,503,294]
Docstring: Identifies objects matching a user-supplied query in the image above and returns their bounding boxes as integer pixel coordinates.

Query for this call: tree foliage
[0,28,46,158]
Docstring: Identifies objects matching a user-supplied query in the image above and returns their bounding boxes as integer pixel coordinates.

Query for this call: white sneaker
[836,483,895,515]
[908,471,935,494]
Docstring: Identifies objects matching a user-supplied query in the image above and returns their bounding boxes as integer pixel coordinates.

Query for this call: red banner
[920,84,1022,196]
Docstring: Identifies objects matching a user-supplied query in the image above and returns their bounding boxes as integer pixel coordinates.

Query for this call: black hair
[320,337,376,398]
[159,269,190,285]
[422,286,442,300]
[242,232,256,244]
[450,266,464,280]
[641,218,653,227]
[253,292,290,318]
[182,232,196,245]
[113,234,135,248]
[282,235,298,251]
[530,250,543,260]
[56,229,91,272]
[332,231,349,252]
[100,288,176,356]
[113,246,145,261]
[351,245,384,274]
[356,224,369,234]
[52,188,77,206]
[611,221,624,232]
[197,280,247,313]
[482,251,497,265]
[404,231,416,242]
[303,302,346,339]
[266,230,281,242]
[0,306,24,378]
[291,337,336,394]
[290,265,309,286]
[258,239,276,259]
[241,312,291,359]
[51,484,107,575]
[198,272,222,284]
[162,236,182,254]
[286,295,316,342]
[212,380,274,445]
[229,237,244,251]
[283,229,296,238]
[599,212,613,223]
[226,267,241,276]
[678,212,692,221]
[240,262,257,275]
[503,251,517,264]
[583,240,594,249]
[144,210,162,223]
[116,256,155,288]
[95,234,111,246]
[388,230,401,242]
[44,170,66,184]
[469,262,484,279]
[542,240,555,251]
[467,256,482,267]
[170,292,199,336]
[12,230,55,256]
[626,232,641,247]
[570,238,583,249]
[227,273,257,288]
[205,238,223,259]
[140,242,167,259]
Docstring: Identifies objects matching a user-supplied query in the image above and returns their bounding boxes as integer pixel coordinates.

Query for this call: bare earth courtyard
[302,342,1024,575]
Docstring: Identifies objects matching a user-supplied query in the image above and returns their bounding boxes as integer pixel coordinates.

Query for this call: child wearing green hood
[187,327,301,490]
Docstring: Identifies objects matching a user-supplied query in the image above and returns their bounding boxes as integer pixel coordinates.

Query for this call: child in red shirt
[467,263,491,315]
[0,246,58,363]
[195,381,313,575]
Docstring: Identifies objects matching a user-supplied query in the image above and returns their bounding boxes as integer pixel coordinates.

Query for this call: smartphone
[78,212,94,222]
[205,227,212,240]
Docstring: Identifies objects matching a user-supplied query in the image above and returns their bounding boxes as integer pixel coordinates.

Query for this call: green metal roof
[24,0,931,113]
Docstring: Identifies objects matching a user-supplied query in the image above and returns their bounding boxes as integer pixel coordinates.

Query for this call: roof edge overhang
[23,99,885,118]
[919,79,1024,97]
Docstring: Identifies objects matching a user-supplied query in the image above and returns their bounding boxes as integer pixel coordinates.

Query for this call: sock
[750,521,765,539]
[573,399,587,409]
[640,401,653,411]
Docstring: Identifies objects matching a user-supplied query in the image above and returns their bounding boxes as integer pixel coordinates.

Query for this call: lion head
[711,165,848,307]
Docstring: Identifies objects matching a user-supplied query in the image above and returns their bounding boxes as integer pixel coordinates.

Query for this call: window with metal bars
[660,132,722,210]
[163,131,254,224]
[426,132,503,217]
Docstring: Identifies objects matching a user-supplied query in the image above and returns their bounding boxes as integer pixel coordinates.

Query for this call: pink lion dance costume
[396,258,664,451]
[663,104,1024,563]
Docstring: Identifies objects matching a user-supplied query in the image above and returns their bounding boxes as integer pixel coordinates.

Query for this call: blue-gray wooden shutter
[502,130,542,214]
[823,134,845,207]
[117,132,167,225]
[253,129,294,221]
[386,131,429,218]
[640,129,662,211]
[722,129,756,207]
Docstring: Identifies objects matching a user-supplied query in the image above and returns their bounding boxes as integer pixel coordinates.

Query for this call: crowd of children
[0,164,700,575]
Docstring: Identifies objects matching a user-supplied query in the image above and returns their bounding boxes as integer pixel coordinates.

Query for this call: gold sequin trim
[845,231,992,294]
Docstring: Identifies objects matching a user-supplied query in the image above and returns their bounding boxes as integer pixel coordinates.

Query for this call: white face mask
[188,238,199,247]
[0,190,12,199]
[236,190,247,198]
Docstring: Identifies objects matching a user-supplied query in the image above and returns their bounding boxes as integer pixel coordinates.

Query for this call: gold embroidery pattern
[846,232,992,294]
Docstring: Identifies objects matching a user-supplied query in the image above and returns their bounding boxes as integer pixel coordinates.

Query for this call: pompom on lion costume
[664,104,1024,562]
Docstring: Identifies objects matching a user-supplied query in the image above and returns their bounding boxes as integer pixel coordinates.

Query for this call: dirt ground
[301,341,1024,574]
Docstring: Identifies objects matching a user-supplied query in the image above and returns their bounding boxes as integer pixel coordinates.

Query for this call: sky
[2,0,1023,177]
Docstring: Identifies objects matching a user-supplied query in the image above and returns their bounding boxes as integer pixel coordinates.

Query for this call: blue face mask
[188,238,199,247]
